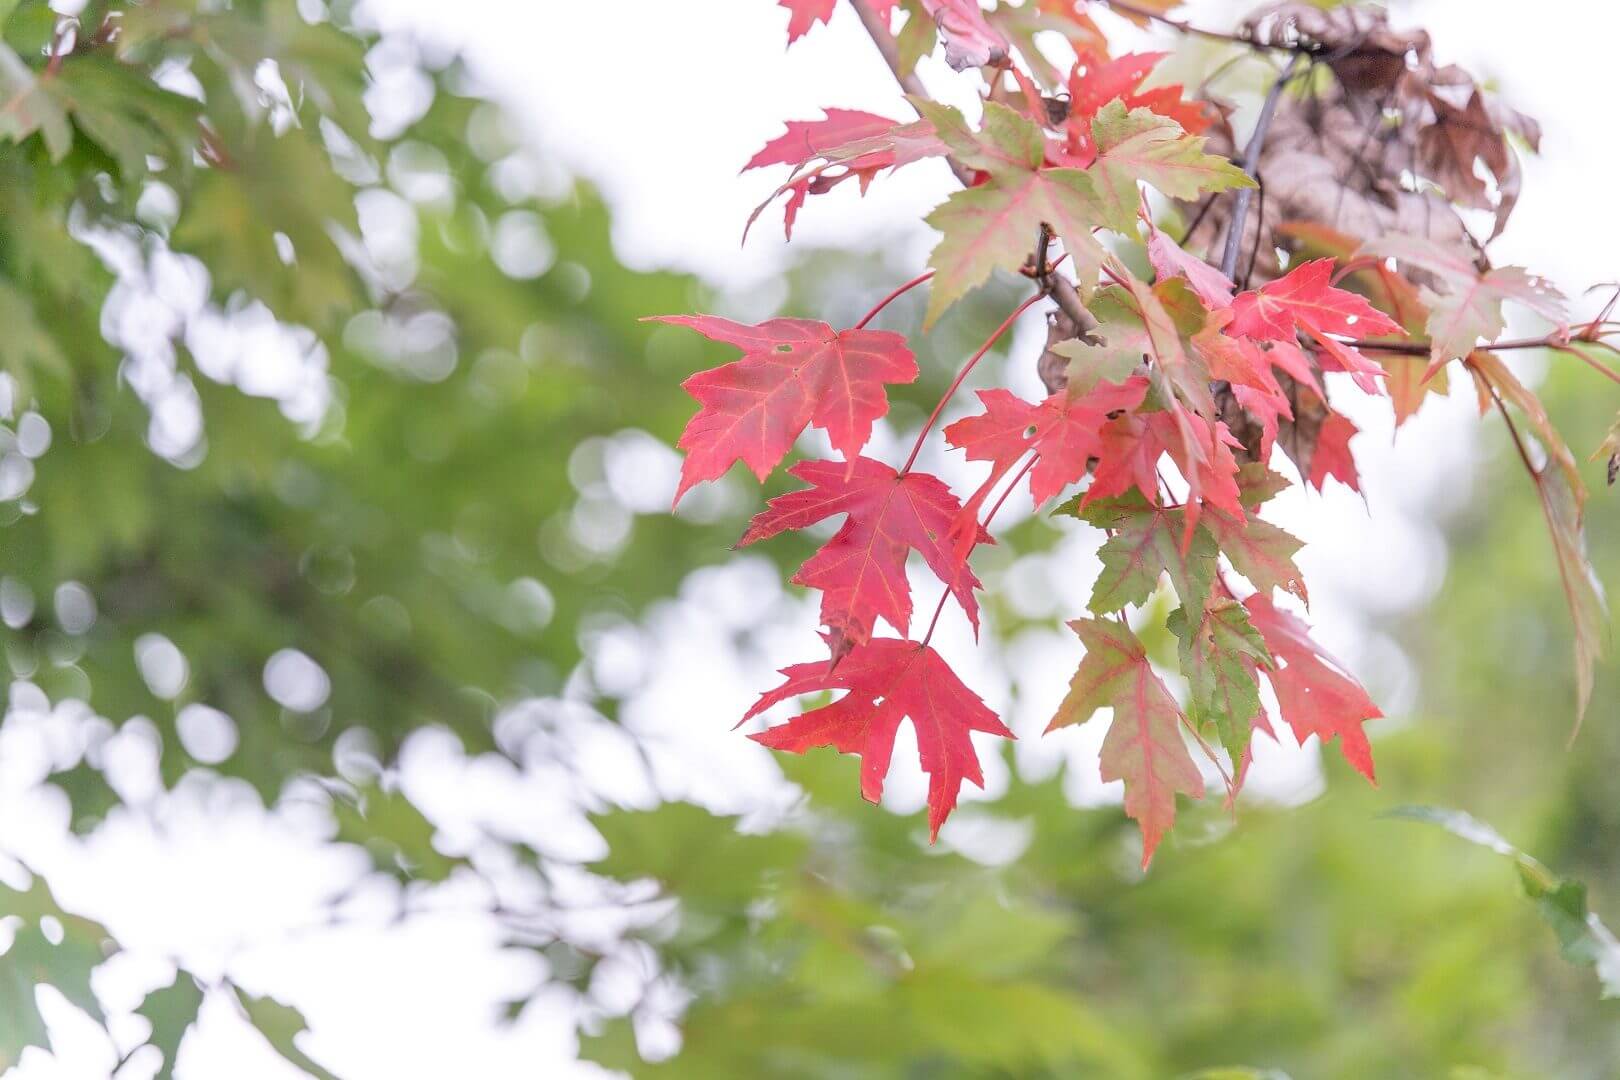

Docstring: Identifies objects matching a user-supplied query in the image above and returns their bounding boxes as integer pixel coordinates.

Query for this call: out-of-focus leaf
[589,803,808,912]
[136,973,205,1080]
[0,871,115,1067]
[170,127,362,327]
[49,56,201,182]
[0,43,70,159]
[232,984,342,1080]
[1469,351,1608,723]
[332,784,461,883]
[1392,806,1620,997]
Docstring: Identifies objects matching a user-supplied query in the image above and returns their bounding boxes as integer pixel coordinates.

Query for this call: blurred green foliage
[0,0,1614,1077]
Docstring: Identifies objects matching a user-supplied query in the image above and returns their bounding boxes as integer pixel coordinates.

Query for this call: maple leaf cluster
[651,0,1615,862]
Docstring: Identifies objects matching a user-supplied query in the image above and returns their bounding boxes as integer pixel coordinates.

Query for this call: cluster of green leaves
[0,0,769,1071]
[578,732,1620,1078]
[0,0,1613,1075]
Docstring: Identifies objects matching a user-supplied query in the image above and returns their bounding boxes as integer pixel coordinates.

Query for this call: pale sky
[9,2,1618,1078]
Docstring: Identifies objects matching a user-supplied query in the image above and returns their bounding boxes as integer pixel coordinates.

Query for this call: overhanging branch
[846,0,1099,353]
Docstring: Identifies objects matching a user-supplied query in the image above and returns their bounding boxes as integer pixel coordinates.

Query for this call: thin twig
[1488,382,1540,478]
[1241,172,1266,290]
[847,0,976,187]
[1221,54,1304,279]
[848,0,1097,339]
[1097,0,1319,55]
[1034,224,1101,337]
[1178,193,1217,247]
[1343,333,1618,359]
[900,292,1044,474]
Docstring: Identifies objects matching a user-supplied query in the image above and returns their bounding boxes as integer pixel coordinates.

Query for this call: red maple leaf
[1264,338,1325,398]
[651,315,917,503]
[740,637,1014,840]
[1309,409,1361,492]
[1227,259,1403,393]
[1229,258,1398,340]
[1127,82,1211,135]
[1084,411,1166,508]
[1245,593,1380,780]
[744,114,946,241]
[778,0,835,42]
[1147,220,1234,309]
[1224,259,1406,395]
[745,109,902,172]
[1149,402,1246,540]
[944,376,1150,508]
[779,0,899,43]
[1193,312,1288,408]
[739,457,984,645]
[1054,51,1209,165]
[1070,51,1169,119]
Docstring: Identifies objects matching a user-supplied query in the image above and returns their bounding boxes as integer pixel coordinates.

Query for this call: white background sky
[8,2,1619,1078]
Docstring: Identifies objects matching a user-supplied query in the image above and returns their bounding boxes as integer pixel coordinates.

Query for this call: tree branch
[1306,332,1620,388]
[847,0,976,188]
[846,0,1099,347]
[1096,0,1320,55]
[1220,54,1304,279]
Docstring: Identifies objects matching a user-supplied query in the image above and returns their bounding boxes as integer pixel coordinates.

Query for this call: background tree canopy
[0,0,1614,1078]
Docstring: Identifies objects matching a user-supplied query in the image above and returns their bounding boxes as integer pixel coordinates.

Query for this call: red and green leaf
[1245,594,1380,781]
[1168,595,1272,766]
[1085,102,1252,234]
[1053,618,1205,865]
[1082,493,1216,615]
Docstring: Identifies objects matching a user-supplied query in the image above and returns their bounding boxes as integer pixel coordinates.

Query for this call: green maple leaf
[922,105,1105,327]
[233,984,343,1080]
[1087,101,1254,235]
[911,99,1044,173]
[0,874,115,1068]
[0,44,70,160]
[1083,493,1216,615]
[137,974,205,1080]
[1234,462,1293,508]
[1048,293,1154,396]
[925,168,1103,327]
[1201,509,1309,603]
[1054,619,1204,865]
[1168,597,1273,763]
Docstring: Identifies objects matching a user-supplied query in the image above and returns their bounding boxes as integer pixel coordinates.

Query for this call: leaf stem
[920,455,1038,647]
[855,270,935,329]
[1552,343,1620,388]
[900,291,1043,475]
[1487,381,1540,480]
